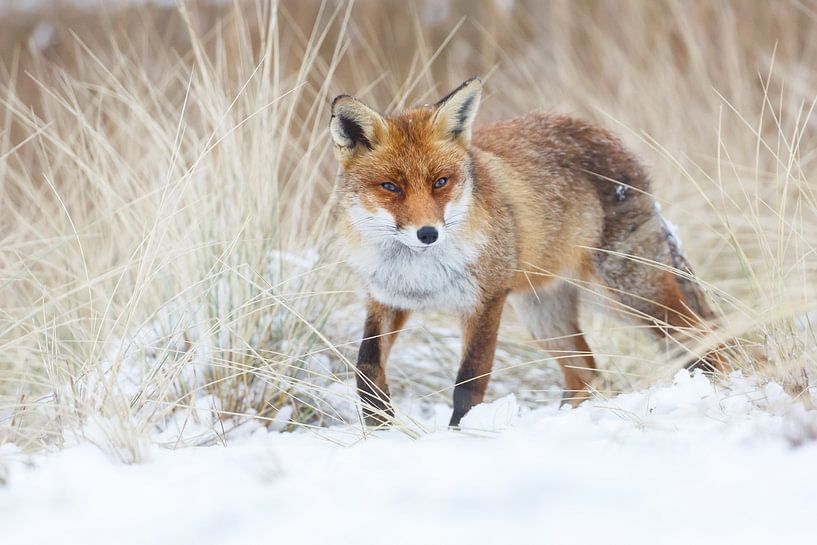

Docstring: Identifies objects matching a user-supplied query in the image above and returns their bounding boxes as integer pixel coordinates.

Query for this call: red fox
[329,77,725,427]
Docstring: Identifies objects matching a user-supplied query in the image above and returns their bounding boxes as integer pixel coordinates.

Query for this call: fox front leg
[450,293,507,427]
[356,300,410,426]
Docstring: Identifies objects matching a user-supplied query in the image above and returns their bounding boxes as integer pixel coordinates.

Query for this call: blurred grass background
[1,0,815,458]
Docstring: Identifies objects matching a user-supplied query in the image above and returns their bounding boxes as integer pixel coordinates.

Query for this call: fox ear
[330,95,385,156]
[432,77,482,146]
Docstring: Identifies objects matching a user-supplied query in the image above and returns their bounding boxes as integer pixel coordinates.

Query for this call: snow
[1,371,816,545]
[615,182,628,201]
[27,21,56,52]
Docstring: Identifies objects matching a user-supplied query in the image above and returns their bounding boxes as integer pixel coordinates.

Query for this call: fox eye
[433,177,448,189]
[381,182,400,193]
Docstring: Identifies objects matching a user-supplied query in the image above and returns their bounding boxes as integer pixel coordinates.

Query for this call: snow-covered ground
[1,370,816,545]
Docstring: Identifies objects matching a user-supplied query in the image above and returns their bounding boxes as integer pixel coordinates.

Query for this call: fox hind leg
[510,283,598,406]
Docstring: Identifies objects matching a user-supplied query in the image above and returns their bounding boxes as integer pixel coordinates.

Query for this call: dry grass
[1,0,816,458]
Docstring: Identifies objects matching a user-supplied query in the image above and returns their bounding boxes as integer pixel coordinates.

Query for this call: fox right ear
[330,95,385,157]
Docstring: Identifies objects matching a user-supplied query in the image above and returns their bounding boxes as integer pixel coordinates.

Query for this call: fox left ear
[432,77,483,147]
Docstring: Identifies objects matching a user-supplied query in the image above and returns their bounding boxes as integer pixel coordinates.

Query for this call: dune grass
[0,0,815,459]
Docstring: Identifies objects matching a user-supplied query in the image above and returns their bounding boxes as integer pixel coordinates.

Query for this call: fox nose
[416,226,439,245]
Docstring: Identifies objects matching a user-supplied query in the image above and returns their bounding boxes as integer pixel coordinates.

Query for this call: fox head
[330,78,482,250]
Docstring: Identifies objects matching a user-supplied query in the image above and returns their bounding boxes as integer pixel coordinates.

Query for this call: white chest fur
[348,237,482,313]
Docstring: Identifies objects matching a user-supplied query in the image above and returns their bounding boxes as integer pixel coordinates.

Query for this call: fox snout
[396,223,445,248]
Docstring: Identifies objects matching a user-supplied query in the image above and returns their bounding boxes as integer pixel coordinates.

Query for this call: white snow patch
[421,0,450,25]
[2,371,817,545]
[459,393,520,432]
[27,21,56,52]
